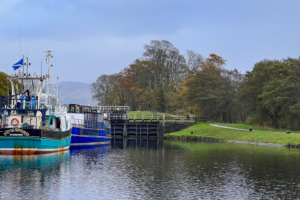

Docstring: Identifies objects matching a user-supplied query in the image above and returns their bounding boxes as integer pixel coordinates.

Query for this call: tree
[154,84,166,112]
[238,57,300,129]
[183,54,243,122]
[0,71,22,97]
[0,72,10,96]
[186,50,204,74]
[90,74,115,105]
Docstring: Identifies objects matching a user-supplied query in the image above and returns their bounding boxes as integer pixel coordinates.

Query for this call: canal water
[1,139,300,199]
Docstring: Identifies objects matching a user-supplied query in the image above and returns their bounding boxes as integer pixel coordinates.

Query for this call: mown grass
[215,123,300,133]
[165,123,300,145]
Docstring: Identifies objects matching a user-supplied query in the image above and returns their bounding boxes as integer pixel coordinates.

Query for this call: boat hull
[71,127,111,146]
[0,129,72,155]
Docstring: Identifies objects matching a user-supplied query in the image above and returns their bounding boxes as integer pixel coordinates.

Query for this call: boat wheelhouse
[66,104,111,146]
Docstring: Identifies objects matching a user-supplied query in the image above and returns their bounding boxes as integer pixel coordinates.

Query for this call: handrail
[71,119,103,128]
[92,106,130,111]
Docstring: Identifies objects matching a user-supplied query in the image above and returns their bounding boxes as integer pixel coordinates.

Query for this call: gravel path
[209,124,299,135]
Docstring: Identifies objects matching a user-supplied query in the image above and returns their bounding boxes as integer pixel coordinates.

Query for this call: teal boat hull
[0,132,71,155]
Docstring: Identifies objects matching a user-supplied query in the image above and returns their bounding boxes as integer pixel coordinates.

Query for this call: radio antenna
[19,26,22,58]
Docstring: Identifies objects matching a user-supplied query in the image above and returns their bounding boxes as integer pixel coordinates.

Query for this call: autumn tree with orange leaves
[91,40,244,120]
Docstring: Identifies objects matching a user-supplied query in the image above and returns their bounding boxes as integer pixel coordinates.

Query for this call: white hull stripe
[70,141,110,146]
[72,134,111,139]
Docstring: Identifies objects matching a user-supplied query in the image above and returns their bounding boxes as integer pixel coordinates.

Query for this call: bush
[245,116,257,125]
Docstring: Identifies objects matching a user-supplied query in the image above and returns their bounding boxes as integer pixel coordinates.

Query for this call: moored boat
[67,104,112,146]
[0,51,72,155]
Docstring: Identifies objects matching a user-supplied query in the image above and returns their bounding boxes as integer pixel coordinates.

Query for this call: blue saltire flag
[12,58,23,70]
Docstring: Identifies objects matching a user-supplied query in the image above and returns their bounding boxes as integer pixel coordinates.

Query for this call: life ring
[11,118,19,126]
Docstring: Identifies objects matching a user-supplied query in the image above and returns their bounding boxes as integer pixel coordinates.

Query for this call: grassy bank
[215,123,300,133]
[165,123,300,145]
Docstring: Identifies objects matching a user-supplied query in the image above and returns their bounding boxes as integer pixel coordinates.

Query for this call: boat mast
[44,50,54,95]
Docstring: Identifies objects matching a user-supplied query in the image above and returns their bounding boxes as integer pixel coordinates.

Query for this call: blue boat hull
[0,135,71,155]
[71,127,111,146]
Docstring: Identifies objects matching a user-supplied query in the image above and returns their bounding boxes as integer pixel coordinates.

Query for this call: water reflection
[111,138,164,150]
[1,140,300,199]
[0,151,70,199]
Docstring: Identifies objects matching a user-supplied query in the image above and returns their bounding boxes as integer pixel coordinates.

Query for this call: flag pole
[22,55,24,92]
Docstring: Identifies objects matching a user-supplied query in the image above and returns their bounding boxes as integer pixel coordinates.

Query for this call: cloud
[1,0,300,83]
[0,33,160,82]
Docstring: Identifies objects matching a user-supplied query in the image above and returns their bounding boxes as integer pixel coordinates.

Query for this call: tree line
[0,72,22,97]
[91,40,300,130]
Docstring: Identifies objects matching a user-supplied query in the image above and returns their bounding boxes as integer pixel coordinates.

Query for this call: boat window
[56,118,61,128]
[88,113,96,121]
[98,114,104,121]
[50,119,53,125]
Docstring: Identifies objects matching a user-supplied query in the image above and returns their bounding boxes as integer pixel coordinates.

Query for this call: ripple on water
[1,141,300,199]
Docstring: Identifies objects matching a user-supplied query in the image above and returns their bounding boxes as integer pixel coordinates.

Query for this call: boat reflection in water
[70,144,111,157]
[0,151,71,199]
[111,138,164,150]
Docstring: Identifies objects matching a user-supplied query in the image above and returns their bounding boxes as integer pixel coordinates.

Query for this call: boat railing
[71,119,102,129]
[109,114,165,120]
[72,118,85,128]
[92,106,130,112]
[85,120,98,129]
[42,126,61,132]
[0,91,40,111]
[46,104,67,116]
[0,123,61,131]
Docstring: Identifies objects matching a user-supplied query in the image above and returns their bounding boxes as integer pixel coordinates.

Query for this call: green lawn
[214,123,300,133]
[165,123,300,145]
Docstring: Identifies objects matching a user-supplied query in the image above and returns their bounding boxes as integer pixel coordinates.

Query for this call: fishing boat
[67,104,112,146]
[0,51,72,155]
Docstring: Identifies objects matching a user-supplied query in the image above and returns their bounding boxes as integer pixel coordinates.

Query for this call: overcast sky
[1,0,300,83]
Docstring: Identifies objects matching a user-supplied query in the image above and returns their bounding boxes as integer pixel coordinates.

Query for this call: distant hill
[58,81,97,106]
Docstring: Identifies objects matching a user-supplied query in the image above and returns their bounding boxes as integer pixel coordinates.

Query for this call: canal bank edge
[164,135,285,147]
[164,123,300,149]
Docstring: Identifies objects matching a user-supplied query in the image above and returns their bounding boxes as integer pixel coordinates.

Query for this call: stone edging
[164,136,297,148]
